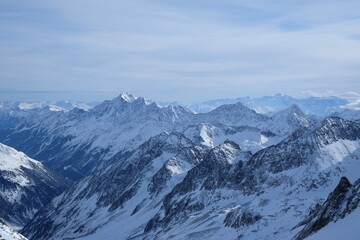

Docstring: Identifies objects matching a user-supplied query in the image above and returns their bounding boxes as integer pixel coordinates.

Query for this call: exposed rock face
[293,177,360,240]
[223,207,262,229]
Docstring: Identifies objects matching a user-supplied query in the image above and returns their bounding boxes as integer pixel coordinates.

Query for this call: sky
[1,0,360,103]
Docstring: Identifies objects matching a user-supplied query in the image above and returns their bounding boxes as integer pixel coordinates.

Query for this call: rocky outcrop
[293,177,360,240]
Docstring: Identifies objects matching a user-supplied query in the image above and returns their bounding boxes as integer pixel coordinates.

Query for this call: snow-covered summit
[269,104,310,135]
[118,92,137,103]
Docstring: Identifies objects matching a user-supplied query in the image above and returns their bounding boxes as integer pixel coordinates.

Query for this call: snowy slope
[21,117,360,240]
[0,220,27,240]
[0,143,70,228]
[21,132,205,239]
[183,123,282,153]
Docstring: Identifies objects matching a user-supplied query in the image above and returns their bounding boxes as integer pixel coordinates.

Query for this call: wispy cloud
[0,0,359,101]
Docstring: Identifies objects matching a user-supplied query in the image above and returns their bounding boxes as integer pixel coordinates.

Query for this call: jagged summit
[306,117,360,146]
[276,104,308,122]
[204,140,242,165]
[287,104,304,113]
[117,92,137,102]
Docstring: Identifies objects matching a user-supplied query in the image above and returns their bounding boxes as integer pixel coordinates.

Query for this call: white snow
[317,139,360,170]
[0,143,43,171]
[0,221,27,240]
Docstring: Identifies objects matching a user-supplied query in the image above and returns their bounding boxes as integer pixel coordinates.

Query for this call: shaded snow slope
[0,143,70,228]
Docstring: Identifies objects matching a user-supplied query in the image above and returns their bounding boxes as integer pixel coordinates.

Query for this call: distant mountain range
[2,93,359,118]
[0,100,98,112]
[160,93,360,117]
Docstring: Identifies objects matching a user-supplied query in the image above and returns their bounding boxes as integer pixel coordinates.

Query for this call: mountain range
[0,94,310,180]
[0,93,359,240]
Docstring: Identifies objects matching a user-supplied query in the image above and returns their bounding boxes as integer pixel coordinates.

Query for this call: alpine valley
[0,93,359,240]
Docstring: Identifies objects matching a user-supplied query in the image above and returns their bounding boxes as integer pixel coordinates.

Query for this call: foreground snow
[0,221,27,240]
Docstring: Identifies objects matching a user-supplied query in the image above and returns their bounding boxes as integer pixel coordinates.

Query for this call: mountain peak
[288,104,301,111]
[276,104,304,116]
[118,92,137,102]
[314,117,356,133]
[269,104,309,135]
[205,140,241,165]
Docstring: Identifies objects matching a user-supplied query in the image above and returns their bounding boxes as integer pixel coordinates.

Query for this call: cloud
[0,0,360,101]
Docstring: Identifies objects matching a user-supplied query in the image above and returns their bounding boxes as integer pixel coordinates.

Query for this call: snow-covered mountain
[0,94,194,180]
[0,220,27,240]
[21,132,205,239]
[21,117,360,240]
[0,143,70,228]
[0,93,309,180]
[186,94,350,117]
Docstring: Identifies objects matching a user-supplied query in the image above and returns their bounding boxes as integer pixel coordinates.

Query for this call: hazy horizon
[1,0,360,102]
[0,89,359,105]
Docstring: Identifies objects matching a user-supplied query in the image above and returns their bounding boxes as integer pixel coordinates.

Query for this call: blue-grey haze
[1,0,360,102]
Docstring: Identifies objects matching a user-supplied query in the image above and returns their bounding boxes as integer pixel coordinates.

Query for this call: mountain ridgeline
[0,93,359,240]
[0,94,310,180]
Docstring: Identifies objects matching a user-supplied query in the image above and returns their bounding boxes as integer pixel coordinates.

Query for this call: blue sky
[1,0,360,102]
